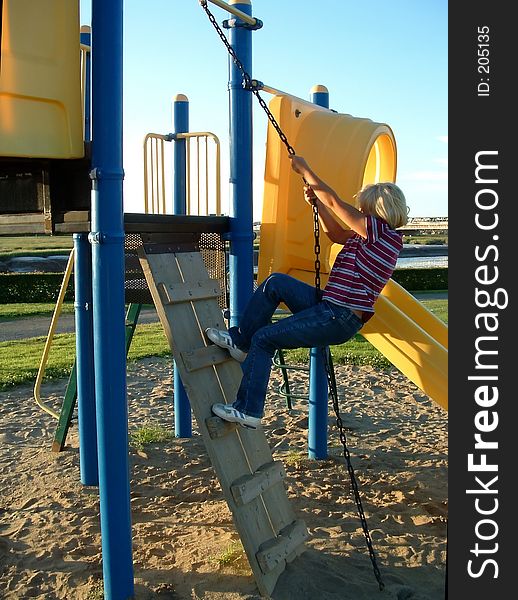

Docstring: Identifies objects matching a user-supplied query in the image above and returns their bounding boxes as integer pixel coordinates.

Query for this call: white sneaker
[205,328,247,363]
[211,403,262,429]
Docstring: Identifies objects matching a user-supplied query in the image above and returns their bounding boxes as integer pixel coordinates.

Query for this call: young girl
[207,155,409,429]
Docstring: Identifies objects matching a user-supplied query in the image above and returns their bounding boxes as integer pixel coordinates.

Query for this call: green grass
[86,580,104,600]
[0,301,447,390]
[129,423,173,452]
[0,323,170,391]
[0,235,73,262]
[403,234,448,245]
[210,540,246,569]
[283,298,447,368]
[285,334,392,369]
[421,298,448,324]
[0,302,75,321]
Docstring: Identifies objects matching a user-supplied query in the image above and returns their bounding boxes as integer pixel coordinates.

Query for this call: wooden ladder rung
[158,280,221,304]
[180,345,231,372]
[205,416,238,439]
[256,520,309,575]
[231,461,286,506]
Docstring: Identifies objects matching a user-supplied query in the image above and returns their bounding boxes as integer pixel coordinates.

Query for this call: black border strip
[449,2,515,598]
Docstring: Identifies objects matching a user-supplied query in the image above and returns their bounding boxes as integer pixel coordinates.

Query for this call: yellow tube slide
[258,93,448,410]
[362,280,448,410]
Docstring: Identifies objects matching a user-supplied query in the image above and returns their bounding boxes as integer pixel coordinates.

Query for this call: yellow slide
[362,280,448,410]
[257,94,448,410]
[0,0,84,159]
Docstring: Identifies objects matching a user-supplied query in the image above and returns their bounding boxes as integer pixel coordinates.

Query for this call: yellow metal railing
[34,250,75,420]
[143,131,221,216]
[182,132,221,217]
[80,41,91,142]
[34,33,89,419]
[143,133,171,214]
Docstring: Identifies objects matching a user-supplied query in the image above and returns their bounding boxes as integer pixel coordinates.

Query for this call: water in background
[396,244,448,269]
[396,255,448,269]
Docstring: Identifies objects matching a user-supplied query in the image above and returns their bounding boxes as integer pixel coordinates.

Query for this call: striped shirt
[322,215,403,316]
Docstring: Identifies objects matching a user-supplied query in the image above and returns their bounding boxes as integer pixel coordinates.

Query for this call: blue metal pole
[225,0,259,327]
[310,84,329,109]
[308,84,330,460]
[173,94,192,438]
[80,26,92,143]
[90,1,134,598]
[74,233,98,486]
[308,347,328,459]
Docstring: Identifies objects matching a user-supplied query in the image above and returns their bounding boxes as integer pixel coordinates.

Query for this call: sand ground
[0,357,447,599]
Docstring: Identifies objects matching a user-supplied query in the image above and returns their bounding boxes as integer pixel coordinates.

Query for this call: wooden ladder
[138,248,308,597]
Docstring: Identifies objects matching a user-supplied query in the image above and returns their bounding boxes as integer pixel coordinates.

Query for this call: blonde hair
[356,182,409,229]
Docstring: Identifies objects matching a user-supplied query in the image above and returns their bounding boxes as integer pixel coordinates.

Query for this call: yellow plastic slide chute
[0,0,84,159]
[257,94,448,410]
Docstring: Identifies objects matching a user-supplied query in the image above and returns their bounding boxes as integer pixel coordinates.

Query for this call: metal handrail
[34,250,75,420]
[176,132,221,216]
[143,133,170,214]
[143,131,221,216]
[80,43,91,141]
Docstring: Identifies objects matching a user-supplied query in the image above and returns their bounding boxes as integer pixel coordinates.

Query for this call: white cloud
[434,157,448,167]
[436,135,448,144]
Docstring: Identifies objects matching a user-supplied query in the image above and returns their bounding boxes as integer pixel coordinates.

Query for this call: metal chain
[322,348,385,591]
[201,1,384,590]
[200,1,296,156]
[312,204,321,293]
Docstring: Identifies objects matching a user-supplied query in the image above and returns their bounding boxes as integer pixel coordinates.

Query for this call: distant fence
[399,218,448,235]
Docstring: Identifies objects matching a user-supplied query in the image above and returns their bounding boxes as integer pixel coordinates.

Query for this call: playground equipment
[257,93,448,410]
[139,248,307,597]
[33,249,75,420]
[51,214,230,453]
[144,129,222,216]
[0,1,91,234]
[0,0,83,159]
[1,0,447,597]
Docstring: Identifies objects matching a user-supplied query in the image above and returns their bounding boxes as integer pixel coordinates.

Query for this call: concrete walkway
[0,307,159,343]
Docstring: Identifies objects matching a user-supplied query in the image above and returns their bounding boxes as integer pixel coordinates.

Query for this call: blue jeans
[228,273,363,418]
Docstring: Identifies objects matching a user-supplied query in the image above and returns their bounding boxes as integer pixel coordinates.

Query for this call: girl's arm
[290,155,368,239]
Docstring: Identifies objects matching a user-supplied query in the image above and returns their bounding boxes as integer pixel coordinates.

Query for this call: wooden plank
[205,415,238,439]
[158,280,221,304]
[0,213,45,224]
[231,461,286,506]
[139,250,310,596]
[179,345,231,372]
[256,520,309,575]
[170,252,288,592]
[0,222,46,235]
[54,222,90,233]
[138,250,283,597]
[174,253,306,584]
[63,210,90,223]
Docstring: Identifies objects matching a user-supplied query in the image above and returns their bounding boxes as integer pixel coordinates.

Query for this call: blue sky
[80,0,447,219]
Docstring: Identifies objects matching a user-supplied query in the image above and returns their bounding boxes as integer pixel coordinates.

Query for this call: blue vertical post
[90,1,134,598]
[172,94,192,438]
[80,26,92,143]
[310,84,330,109]
[74,233,98,486]
[308,84,330,460]
[308,347,329,459]
[224,0,261,326]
